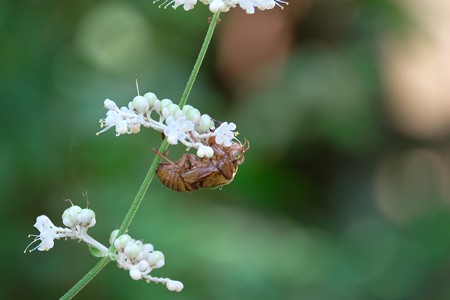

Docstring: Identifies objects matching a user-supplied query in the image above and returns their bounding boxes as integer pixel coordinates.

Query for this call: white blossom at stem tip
[25,216,59,252]
[25,210,108,255]
[154,0,288,14]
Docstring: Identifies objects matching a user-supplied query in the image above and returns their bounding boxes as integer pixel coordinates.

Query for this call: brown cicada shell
[154,139,249,192]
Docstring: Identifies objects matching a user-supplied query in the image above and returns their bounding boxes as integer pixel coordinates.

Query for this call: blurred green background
[3,0,450,299]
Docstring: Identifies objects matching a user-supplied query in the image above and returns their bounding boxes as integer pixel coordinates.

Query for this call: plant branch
[59,11,221,300]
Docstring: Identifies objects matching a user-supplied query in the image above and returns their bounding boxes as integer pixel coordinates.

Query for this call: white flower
[197,144,214,158]
[164,116,194,145]
[26,206,109,255]
[99,91,242,157]
[166,280,184,292]
[97,99,142,136]
[214,122,236,147]
[25,216,58,252]
[238,0,255,14]
[154,0,287,14]
[112,233,182,291]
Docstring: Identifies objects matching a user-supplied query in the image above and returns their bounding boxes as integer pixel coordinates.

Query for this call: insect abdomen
[156,165,197,192]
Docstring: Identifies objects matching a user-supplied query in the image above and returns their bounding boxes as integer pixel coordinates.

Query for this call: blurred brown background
[2,0,450,299]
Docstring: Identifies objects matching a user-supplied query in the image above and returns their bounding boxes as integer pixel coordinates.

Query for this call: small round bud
[143,243,154,253]
[137,260,150,273]
[132,96,149,113]
[130,123,141,134]
[166,280,184,292]
[129,267,142,280]
[77,208,96,228]
[114,234,133,252]
[124,242,141,261]
[104,99,119,111]
[197,145,214,158]
[147,250,165,269]
[109,230,119,245]
[167,135,178,145]
[160,99,173,110]
[144,92,158,108]
[163,103,181,119]
[195,114,214,133]
[182,104,194,114]
[62,205,82,228]
[185,107,201,124]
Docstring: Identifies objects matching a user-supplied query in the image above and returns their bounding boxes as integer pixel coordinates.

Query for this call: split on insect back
[98,91,249,192]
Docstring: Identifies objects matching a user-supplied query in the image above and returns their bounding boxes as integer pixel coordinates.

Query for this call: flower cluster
[25,205,105,253]
[111,230,184,292]
[154,0,288,14]
[98,92,239,158]
[26,205,183,292]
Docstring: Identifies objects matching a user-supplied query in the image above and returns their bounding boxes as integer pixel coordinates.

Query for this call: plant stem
[60,257,110,300]
[60,11,221,300]
[179,12,221,109]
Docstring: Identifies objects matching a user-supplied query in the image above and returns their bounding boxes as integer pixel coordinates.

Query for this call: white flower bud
[143,243,154,253]
[167,135,178,145]
[104,99,119,111]
[160,98,173,110]
[114,234,133,251]
[62,205,82,228]
[195,114,214,133]
[182,104,194,114]
[144,92,158,109]
[132,96,149,113]
[166,280,184,292]
[109,230,119,245]
[77,208,96,228]
[129,267,142,280]
[137,260,150,273]
[124,242,141,261]
[162,103,181,119]
[147,250,165,269]
[185,107,201,124]
[197,145,214,158]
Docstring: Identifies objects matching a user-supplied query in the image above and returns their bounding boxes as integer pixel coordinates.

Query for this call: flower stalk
[58,11,221,299]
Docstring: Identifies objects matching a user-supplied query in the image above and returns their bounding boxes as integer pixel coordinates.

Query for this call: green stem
[60,257,110,300]
[60,11,221,300]
[179,12,221,109]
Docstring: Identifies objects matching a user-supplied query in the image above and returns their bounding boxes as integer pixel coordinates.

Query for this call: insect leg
[152,149,178,167]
